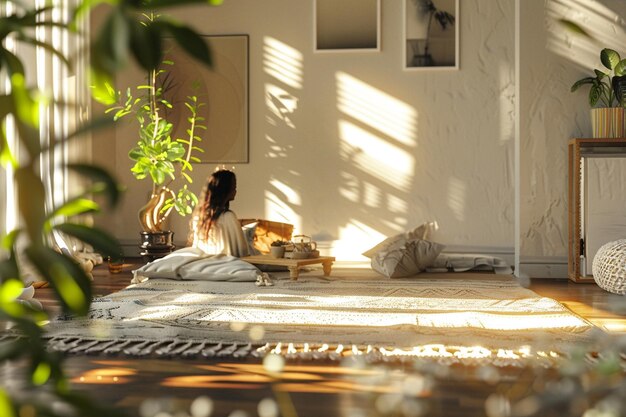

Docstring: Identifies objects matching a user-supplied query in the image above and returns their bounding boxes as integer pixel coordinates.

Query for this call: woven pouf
[592,239,626,295]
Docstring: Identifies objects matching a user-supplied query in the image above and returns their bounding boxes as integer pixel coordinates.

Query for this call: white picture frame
[314,0,381,52]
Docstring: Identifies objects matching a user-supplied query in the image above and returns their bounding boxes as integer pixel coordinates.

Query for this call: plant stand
[140,231,175,262]
[567,137,626,283]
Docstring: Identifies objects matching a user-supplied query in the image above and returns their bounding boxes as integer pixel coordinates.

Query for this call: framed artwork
[404,0,459,69]
[314,0,380,52]
[163,35,249,163]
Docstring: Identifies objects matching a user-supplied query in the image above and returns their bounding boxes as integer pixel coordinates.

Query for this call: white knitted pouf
[592,239,626,295]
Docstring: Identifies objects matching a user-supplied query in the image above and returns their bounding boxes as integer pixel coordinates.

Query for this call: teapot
[292,234,317,253]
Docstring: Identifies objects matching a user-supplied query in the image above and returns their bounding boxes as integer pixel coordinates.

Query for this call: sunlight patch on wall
[363,182,382,208]
[499,62,514,145]
[336,72,417,147]
[447,176,466,222]
[338,171,360,203]
[334,220,386,260]
[265,190,302,233]
[265,84,298,129]
[263,37,303,89]
[265,134,290,158]
[339,121,414,192]
[386,194,409,215]
[547,0,626,69]
[269,178,302,206]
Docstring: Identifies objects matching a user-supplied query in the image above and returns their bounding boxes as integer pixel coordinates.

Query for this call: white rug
[43,267,599,365]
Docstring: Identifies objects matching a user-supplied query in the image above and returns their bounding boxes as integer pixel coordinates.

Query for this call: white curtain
[0,0,90,239]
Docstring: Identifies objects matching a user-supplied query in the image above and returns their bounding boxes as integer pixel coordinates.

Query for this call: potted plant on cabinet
[571,48,626,138]
[107,48,206,259]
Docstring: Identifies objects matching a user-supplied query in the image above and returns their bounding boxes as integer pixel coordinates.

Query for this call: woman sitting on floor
[189,169,250,258]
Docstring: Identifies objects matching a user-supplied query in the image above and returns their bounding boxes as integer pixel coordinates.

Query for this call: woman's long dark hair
[190,169,237,243]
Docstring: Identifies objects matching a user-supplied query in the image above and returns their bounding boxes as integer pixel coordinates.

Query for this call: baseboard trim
[518,257,568,279]
[120,237,569,279]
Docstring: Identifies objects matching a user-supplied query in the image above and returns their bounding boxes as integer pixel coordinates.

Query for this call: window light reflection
[263,37,303,89]
[335,220,386,260]
[447,176,466,222]
[265,84,298,128]
[547,0,626,69]
[125,302,590,331]
[269,178,301,206]
[339,121,414,192]
[338,171,360,203]
[265,190,301,233]
[336,72,417,146]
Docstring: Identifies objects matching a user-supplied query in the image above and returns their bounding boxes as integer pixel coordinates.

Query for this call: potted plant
[106,17,206,258]
[571,48,626,138]
[270,240,287,258]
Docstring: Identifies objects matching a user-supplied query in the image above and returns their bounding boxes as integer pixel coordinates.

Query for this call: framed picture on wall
[163,35,249,163]
[404,0,459,69]
[314,0,380,52]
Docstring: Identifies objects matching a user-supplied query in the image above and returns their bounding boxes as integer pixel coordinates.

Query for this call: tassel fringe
[0,336,608,369]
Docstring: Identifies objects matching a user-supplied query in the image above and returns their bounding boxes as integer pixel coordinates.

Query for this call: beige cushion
[370,237,445,278]
[362,221,437,258]
[132,249,260,283]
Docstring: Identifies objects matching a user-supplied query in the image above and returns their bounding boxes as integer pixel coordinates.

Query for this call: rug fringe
[37,337,621,368]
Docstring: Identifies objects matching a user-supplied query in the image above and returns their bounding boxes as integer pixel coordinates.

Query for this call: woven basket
[592,239,626,295]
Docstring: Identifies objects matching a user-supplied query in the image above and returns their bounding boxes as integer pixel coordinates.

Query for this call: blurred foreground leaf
[15,167,46,246]
[53,223,121,258]
[68,163,122,207]
[0,389,16,417]
[25,246,92,316]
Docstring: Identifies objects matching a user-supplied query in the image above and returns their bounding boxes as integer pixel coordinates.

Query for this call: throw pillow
[131,247,206,282]
[371,237,445,278]
[362,221,438,258]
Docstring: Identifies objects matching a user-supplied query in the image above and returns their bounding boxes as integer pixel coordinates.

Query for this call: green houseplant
[106,16,206,252]
[571,48,626,137]
[571,48,626,107]
[0,1,218,416]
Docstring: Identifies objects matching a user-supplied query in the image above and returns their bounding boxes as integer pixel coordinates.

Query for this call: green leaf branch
[571,48,626,107]
[106,13,205,218]
[0,1,218,415]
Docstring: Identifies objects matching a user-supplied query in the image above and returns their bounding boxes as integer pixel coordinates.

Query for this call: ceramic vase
[591,107,626,138]
[270,246,285,258]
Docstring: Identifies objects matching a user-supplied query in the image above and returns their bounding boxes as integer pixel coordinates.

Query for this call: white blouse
[191,211,249,257]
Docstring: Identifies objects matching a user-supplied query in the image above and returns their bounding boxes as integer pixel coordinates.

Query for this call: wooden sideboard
[568,138,626,283]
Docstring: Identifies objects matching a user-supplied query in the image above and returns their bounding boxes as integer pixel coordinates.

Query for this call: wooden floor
[12,261,626,417]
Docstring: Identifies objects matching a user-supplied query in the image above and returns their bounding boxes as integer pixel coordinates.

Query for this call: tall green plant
[0,1,219,415]
[106,48,206,222]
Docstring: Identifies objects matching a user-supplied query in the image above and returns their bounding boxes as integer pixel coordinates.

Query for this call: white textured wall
[93,0,515,260]
[519,0,626,268]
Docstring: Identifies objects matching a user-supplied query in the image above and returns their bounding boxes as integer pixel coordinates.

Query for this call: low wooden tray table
[241,255,336,281]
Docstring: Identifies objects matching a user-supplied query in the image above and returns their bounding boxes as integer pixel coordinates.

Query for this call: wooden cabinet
[568,138,626,283]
